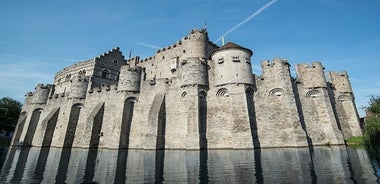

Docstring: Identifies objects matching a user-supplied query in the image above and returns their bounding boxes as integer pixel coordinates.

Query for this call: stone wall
[11,28,362,150]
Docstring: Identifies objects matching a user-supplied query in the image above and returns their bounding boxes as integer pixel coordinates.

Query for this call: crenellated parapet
[127,56,141,67]
[260,58,291,82]
[296,62,327,89]
[95,47,123,61]
[140,29,217,66]
[30,84,53,104]
[180,57,208,87]
[327,71,353,94]
[88,84,118,93]
[13,28,361,150]
[118,65,142,92]
[69,76,89,99]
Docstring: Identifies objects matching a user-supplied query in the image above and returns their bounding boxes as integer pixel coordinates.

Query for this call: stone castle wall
[11,29,362,149]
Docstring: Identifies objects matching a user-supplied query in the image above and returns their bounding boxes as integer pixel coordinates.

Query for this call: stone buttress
[10,29,361,150]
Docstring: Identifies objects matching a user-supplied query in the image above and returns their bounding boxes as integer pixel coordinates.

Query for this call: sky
[0,0,379,117]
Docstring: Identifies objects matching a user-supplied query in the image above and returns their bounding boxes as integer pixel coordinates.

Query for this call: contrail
[131,41,161,49]
[215,0,278,43]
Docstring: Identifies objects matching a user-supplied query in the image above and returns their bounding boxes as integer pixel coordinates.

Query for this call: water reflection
[0,146,379,183]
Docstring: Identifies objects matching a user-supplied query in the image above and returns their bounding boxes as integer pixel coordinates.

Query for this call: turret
[69,76,89,99]
[296,62,327,88]
[180,57,208,87]
[182,29,208,58]
[211,42,254,86]
[260,58,291,84]
[31,84,52,104]
[327,71,353,93]
[118,65,142,92]
[327,71,361,137]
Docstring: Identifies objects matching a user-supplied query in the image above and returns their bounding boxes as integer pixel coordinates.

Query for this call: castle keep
[11,29,362,149]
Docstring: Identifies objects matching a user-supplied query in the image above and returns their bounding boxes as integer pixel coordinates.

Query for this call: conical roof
[211,42,253,57]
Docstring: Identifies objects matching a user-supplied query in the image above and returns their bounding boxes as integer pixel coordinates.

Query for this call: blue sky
[0,0,379,116]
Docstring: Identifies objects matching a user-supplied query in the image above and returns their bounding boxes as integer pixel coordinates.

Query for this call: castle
[11,29,362,149]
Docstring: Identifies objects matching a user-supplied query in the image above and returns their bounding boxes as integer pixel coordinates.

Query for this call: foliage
[367,96,380,115]
[0,97,22,134]
[363,96,380,151]
[363,116,380,149]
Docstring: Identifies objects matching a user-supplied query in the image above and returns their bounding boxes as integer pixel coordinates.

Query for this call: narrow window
[101,69,110,78]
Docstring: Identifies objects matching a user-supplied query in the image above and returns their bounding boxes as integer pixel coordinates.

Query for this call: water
[0,146,379,183]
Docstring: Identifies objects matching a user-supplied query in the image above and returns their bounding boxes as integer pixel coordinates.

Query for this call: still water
[0,146,379,183]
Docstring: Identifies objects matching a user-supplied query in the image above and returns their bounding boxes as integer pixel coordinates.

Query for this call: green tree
[364,96,380,149]
[367,96,380,115]
[0,97,22,135]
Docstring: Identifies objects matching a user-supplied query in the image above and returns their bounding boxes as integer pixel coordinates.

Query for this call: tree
[367,96,380,115]
[364,96,380,149]
[0,97,22,135]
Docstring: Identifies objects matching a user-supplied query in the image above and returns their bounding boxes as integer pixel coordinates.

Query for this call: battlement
[139,56,154,63]
[153,29,208,55]
[261,58,290,68]
[29,84,53,104]
[328,71,348,78]
[327,71,352,93]
[118,65,142,92]
[296,62,327,88]
[127,56,142,67]
[35,84,52,90]
[13,28,361,150]
[184,29,208,40]
[297,62,325,71]
[95,47,122,60]
[88,84,119,93]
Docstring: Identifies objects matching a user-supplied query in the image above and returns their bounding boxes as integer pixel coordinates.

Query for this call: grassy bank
[346,136,365,148]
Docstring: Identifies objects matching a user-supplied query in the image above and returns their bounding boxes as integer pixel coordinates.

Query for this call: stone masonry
[11,28,362,149]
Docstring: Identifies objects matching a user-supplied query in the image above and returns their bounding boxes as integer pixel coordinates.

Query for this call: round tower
[69,76,89,99]
[182,29,208,58]
[211,42,254,86]
[118,65,142,92]
[180,57,208,87]
[296,62,327,89]
[31,84,51,104]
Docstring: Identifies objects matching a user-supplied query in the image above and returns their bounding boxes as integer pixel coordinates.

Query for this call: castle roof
[212,42,253,57]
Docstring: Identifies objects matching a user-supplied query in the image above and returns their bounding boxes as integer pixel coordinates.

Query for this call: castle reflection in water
[0,146,379,183]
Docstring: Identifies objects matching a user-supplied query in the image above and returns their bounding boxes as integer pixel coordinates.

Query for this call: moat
[0,146,379,183]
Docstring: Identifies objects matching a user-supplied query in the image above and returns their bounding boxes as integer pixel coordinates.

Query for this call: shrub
[363,116,380,149]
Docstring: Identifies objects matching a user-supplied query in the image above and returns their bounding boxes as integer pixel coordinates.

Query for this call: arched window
[78,69,86,79]
[101,69,110,78]
[269,88,284,96]
[65,74,71,82]
[246,87,255,97]
[78,71,83,79]
[306,89,322,98]
[181,92,187,98]
[338,95,351,102]
[216,88,229,97]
